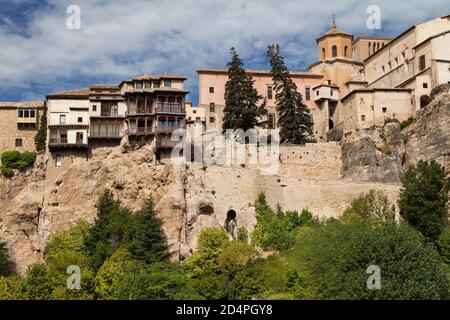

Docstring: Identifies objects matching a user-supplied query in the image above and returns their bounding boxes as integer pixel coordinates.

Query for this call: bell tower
[316,15,353,61]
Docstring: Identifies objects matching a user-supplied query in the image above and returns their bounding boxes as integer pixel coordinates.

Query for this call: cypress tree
[222,47,266,132]
[267,44,313,144]
[127,197,168,263]
[34,101,47,153]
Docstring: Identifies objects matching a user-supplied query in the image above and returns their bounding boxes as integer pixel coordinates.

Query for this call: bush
[45,221,90,262]
[342,190,395,223]
[1,151,36,177]
[291,219,450,299]
[400,117,415,130]
[438,228,450,264]
[399,160,450,240]
[0,243,9,276]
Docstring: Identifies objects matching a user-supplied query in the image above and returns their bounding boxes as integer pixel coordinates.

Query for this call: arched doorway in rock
[224,209,237,239]
[329,119,335,130]
[420,95,431,109]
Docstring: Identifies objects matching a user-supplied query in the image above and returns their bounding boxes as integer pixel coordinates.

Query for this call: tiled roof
[316,26,353,41]
[46,88,90,98]
[197,68,322,77]
[0,101,43,108]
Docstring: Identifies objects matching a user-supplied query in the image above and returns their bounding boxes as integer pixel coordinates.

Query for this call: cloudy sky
[0,0,449,104]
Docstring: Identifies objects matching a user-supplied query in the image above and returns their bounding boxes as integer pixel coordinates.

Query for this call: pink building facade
[197,68,330,140]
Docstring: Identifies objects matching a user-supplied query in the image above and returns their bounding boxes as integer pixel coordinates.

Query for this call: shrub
[438,227,450,264]
[342,190,395,223]
[0,243,9,276]
[1,151,36,177]
[400,117,415,130]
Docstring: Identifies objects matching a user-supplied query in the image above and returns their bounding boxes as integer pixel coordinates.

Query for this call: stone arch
[420,95,431,109]
[332,45,338,58]
[224,209,238,239]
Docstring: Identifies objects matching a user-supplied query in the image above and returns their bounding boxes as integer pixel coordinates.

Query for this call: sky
[0,0,449,105]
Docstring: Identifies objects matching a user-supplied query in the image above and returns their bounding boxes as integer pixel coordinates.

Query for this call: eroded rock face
[403,95,450,177]
[341,126,403,184]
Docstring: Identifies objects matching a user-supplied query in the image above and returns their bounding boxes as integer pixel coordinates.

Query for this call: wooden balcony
[125,127,156,136]
[126,107,153,116]
[156,105,185,114]
[48,138,88,150]
[156,126,181,134]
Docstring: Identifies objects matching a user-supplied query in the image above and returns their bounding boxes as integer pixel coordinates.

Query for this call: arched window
[368,42,372,54]
[344,46,348,57]
[377,42,380,51]
[332,45,338,58]
[322,48,326,59]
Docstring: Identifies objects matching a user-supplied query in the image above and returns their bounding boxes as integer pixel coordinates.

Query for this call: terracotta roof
[122,74,188,83]
[197,68,322,78]
[316,26,353,42]
[0,101,43,108]
[353,36,393,42]
[46,88,90,99]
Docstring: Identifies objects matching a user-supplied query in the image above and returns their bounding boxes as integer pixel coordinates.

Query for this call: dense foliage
[1,151,36,177]
[399,160,449,240]
[0,243,9,276]
[1,174,450,300]
[34,102,47,153]
[222,47,267,132]
[267,44,313,144]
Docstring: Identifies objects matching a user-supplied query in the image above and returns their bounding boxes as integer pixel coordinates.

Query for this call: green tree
[86,190,133,269]
[19,264,54,300]
[292,219,450,299]
[222,47,266,132]
[342,190,395,223]
[267,44,313,144]
[0,243,9,276]
[399,160,450,240]
[34,102,47,153]
[186,228,229,277]
[0,276,22,300]
[45,221,90,262]
[127,197,168,264]
[438,227,450,264]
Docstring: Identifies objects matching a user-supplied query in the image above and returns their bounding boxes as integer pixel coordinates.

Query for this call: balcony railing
[49,137,68,144]
[126,107,153,115]
[156,105,185,114]
[90,132,123,139]
[125,127,155,135]
[156,126,181,133]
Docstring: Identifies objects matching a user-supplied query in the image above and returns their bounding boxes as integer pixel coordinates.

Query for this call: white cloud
[0,0,449,102]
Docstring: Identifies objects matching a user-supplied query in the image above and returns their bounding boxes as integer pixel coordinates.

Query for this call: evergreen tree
[222,47,266,132]
[127,197,168,264]
[267,44,313,144]
[399,160,450,241]
[34,102,47,153]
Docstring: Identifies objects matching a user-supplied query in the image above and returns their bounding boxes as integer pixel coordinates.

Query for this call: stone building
[197,68,327,139]
[0,102,43,153]
[46,74,189,163]
[185,102,206,139]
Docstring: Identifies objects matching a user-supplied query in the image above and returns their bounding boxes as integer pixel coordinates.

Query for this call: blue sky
[0,0,449,105]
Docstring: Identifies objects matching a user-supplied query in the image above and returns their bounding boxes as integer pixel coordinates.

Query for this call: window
[330,90,333,96]
[423,83,428,89]
[196,117,200,121]
[305,87,311,101]
[153,81,160,88]
[164,80,172,87]
[268,114,275,129]
[92,105,97,112]
[144,81,151,88]
[209,117,215,123]
[332,45,337,58]
[368,42,372,54]
[267,85,273,99]
[382,66,385,73]
[135,82,143,89]
[59,115,66,124]
[56,155,62,167]
[78,117,83,123]
[361,115,366,121]
[322,48,326,59]
[316,90,320,96]
[209,87,214,93]
[209,103,215,113]
[419,55,426,70]
[382,107,387,113]
[344,46,348,57]
[15,138,23,147]
[17,109,35,118]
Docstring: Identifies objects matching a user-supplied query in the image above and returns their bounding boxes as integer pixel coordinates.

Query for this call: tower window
[419,55,426,70]
[344,46,348,57]
[332,45,338,58]
[322,48,326,59]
